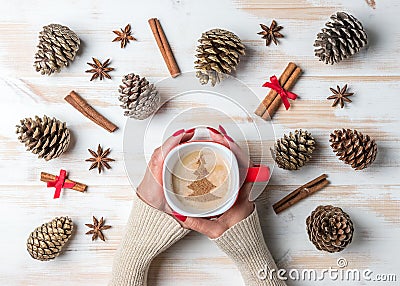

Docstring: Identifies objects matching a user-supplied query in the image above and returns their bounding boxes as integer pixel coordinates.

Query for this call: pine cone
[16,115,70,161]
[34,24,80,75]
[118,73,160,120]
[271,130,316,170]
[27,217,73,261]
[306,205,354,253]
[330,128,377,170]
[195,29,245,86]
[314,12,367,65]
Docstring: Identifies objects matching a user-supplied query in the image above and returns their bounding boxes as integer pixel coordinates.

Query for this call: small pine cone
[118,73,160,120]
[306,205,354,253]
[314,12,367,64]
[271,130,316,170]
[330,128,377,170]
[16,115,70,161]
[34,24,80,75]
[27,217,73,261]
[194,29,245,86]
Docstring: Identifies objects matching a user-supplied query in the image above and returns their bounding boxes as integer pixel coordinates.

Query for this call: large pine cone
[118,73,160,120]
[330,129,377,170]
[34,24,80,75]
[16,115,70,161]
[271,130,315,170]
[306,205,354,253]
[27,217,73,261]
[314,12,367,65]
[195,29,245,86]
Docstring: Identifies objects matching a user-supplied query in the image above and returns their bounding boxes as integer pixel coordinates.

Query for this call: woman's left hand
[136,128,195,213]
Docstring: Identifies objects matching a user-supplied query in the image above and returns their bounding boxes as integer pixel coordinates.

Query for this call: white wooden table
[1,0,399,285]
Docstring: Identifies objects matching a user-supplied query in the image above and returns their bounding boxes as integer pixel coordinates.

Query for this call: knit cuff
[212,208,286,286]
[109,194,190,286]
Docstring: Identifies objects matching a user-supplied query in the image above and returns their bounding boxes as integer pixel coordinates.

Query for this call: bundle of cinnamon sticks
[255,62,302,120]
[64,91,118,133]
[148,18,180,78]
[40,172,87,193]
[273,174,329,214]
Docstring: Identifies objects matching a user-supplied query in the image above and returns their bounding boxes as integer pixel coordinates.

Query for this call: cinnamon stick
[254,62,297,117]
[64,91,118,133]
[263,66,302,120]
[148,18,180,78]
[273,174,329,214]
[40,172,87,193]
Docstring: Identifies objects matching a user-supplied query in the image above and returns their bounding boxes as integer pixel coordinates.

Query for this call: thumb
[183,217,223,239]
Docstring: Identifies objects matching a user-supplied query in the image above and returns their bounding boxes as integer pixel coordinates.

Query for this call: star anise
[327,84,354,108]
[85,58,114,81]
[112,24,136,48]
[86,144,115,173]
[258,20,284,46]
[85,216,111,241]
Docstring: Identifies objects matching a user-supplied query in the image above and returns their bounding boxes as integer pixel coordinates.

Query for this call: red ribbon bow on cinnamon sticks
[263,75,298,110]
[47,169,76,199]
[41,170,87,199]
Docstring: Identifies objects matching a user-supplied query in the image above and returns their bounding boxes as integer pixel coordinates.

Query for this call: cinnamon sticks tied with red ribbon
[148,18,180,78]
[273,174,329,214]
[41,170,87,199]
[255,62,302,120]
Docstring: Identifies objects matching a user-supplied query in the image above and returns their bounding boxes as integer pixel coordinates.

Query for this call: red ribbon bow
[263,75,298,110]
[47,169,76,199]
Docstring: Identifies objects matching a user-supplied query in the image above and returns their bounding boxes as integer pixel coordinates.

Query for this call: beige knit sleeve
[109,194,190,286]
[212,208,287,286]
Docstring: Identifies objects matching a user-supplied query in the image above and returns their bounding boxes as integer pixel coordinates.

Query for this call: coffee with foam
[171,148,231,212]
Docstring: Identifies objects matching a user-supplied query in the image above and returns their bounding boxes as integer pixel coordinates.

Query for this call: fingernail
[172,211,187,222]
[185,128,196,134]
[207,127,220,134]
[218,125,227,135]
[172,129,185,136]
[225,134,234,142]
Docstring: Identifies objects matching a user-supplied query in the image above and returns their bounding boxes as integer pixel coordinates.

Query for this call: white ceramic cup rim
[163,141,240,217]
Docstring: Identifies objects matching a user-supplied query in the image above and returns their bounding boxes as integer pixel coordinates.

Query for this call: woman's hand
[136,128,195,213]
[180,126,255,239]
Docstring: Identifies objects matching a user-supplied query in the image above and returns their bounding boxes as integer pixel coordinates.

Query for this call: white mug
[163,141,240,217]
